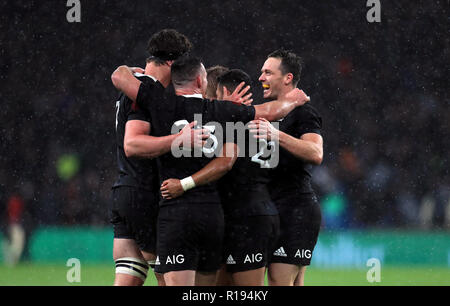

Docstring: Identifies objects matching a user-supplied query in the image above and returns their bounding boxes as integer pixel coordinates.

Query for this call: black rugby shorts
[223,214,280,273]
[154,203,224,274]
[110,186,159,254]
[270,193,322,266]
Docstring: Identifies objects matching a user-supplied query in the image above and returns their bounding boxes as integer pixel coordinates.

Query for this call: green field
[0,264,449,286]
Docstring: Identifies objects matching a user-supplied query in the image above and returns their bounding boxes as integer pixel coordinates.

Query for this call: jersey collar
[181,94,203,99]
[133,72,157,82]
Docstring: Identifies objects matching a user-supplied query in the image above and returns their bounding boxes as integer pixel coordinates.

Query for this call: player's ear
[223,86,230,97]
[196,75,202,89]
[284,73,294,86]
[166,60,174,67]
[215,87,222,100]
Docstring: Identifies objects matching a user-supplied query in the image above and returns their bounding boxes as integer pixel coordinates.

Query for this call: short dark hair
[217,69,252,94]
[147,29,192,64]
[206,65,229,99]
[268,49,303,86]
[171,55,203,86]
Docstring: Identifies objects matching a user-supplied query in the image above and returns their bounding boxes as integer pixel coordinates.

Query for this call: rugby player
[161,69,282,286]
[249,49,323,286]
[111,55,310,286]
[111,29,204,286]
[204,65,229,100]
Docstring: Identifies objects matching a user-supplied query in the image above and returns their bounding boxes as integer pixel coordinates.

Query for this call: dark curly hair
[146,29,193,64]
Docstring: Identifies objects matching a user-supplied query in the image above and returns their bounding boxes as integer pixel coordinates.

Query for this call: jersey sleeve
[297,105,322,136]
[128,97,150,122]
[207,100,256,124]
[135,79,166,115]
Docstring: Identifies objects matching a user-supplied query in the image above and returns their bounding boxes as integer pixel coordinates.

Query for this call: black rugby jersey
[268,103,322,201]
[218,124,278,217]
[112,74,159,192]
[136,80,255,207]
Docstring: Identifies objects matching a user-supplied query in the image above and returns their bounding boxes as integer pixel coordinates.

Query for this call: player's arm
[111,66,143,102]
[279,132,323,165]
[125,120,209,159]
[253,88,310,121]
[249,118,323,165]
[221,84,310,122]
[160,142,239,199]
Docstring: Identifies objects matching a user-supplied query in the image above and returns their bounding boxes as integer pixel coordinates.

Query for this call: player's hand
[175,121,210,149]
[160,179,184,199]
[130,67,145,74]
[222,82,253,105]
[248,118,279,141]
[285,88,310,106]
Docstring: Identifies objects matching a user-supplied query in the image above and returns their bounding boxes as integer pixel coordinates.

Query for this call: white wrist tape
[180,176,196,192]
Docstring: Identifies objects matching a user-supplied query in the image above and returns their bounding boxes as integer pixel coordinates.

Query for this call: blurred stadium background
[0,1,448,285]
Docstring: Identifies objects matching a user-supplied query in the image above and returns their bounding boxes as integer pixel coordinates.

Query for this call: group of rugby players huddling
[109,29,323,286]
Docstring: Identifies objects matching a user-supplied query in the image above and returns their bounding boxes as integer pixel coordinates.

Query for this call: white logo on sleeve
[273,247,288,257]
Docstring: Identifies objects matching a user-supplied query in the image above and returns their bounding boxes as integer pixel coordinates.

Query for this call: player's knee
[115,257,149,284]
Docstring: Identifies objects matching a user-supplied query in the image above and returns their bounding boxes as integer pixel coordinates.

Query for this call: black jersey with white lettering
[112,74,159,192]
[269,104,322,200]
[136,81,255,207]
[218,125,278,217]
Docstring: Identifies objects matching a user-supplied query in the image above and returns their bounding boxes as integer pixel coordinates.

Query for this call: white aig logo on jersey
[244,253,263,263]
[165,254,185,265]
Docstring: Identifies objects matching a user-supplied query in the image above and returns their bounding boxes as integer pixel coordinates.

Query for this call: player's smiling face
[259,57,284,99]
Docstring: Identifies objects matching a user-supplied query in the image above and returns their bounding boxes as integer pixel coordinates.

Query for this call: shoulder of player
[291,102,321,118]
[178,95,218,107]
[134,73,166,91]
[118,93,150,116]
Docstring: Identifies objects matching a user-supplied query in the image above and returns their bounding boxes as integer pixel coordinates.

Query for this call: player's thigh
[195,271,218,286]
[216,264,233,286]
[113,238,144,260]
[164,270,196,286]
[267,262,300,286]
[231,267,266,286]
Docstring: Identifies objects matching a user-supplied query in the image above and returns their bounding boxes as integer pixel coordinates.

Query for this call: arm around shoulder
[111,65,142,101]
